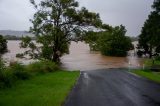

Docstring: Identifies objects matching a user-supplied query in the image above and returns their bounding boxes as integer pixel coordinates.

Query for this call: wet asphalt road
[64,69,160,106]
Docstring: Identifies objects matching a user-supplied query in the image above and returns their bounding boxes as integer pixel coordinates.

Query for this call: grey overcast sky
[0,0,153,36]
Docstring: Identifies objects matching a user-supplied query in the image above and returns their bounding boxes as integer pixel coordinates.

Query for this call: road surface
[64,69,160,106]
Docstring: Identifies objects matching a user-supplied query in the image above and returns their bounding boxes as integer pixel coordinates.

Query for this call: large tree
[138,0,160,58]
[19,0,102,62]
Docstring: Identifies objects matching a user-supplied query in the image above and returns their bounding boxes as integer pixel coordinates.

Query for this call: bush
[27,60,58,73]
[0,59,13,88]
[0,69,14,88]
[0,60,58,88]
[9,61,31,80]
[155,56,160,61]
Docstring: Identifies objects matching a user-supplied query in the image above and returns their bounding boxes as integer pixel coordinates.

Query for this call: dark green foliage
[98,25,133,57]
[0,35,7,55]
[9,62,31,80]
[0,60,13,88]
[84,25,133,57]
[84,31,100,51]
[0,60,58,88]
[0,61,31,88]
[16,53,24,58]
[19,0,103,63]
[0,69,13,88]
[84,24,112,51]
[137,50,143,57]
[138,0,160,58]
[152,0,160,11]
[18,36,38,59]
[155,56,160,61]
[27,60,59,73]
[0,35,8,88]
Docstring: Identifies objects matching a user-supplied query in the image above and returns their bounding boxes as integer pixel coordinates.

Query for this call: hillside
[0,30,33,36]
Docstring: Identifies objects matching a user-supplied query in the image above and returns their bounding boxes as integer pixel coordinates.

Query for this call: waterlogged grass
[0,71,79,106]
[133,70,160,83]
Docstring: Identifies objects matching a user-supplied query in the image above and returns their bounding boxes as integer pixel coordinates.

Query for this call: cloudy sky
[0,0,153,36]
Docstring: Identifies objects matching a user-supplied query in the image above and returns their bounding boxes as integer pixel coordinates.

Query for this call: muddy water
[61,42,145,71]
[4,41,145,71]
[3,40,36,64]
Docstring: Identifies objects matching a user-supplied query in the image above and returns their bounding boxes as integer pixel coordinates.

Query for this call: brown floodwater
[61,42,145,71]
[4,40,145,71]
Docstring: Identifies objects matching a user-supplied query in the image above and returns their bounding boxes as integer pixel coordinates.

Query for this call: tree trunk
[52,51,60,63]
[149,45,153,59]
[149,53,152,58]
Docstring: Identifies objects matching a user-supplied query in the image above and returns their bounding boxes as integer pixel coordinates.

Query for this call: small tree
[19,0,102,63]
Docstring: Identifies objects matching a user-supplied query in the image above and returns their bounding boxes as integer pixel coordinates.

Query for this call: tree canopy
[19,0,103,62]
[84,31,100,51]
[98,25,133,56]
[138,0,160,58]
[84,25,133,57]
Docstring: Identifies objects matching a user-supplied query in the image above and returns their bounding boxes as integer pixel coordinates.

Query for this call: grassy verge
[145,59,160,66]
[133,70,160,83]
[0,71,79,106]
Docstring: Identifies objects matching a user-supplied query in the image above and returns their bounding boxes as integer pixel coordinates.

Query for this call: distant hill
[0,30,33,36]
[129,36,139,42]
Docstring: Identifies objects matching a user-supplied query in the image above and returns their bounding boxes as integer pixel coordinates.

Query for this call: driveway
[64,69,160,106]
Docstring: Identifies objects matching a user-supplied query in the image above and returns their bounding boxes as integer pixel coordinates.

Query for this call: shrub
[0,69,14,88]
[16,53,24,58]
[0,59,13,88]
[0,60,58,88]
[0,58,5,73]
[27,60,59,73]
[9,62,31,80]
[155,56,160,61]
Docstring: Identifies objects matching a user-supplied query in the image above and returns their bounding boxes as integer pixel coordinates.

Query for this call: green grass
[133,70,160,83]
[145,59,160,66]
[0,71,79,106]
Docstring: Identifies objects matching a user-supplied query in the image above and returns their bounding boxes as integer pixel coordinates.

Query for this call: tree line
[138,0,160,58]
[1,35,35,40]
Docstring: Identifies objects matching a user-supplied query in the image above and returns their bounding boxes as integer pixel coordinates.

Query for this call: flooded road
[61,42,145,71]
[5,41,145,71]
